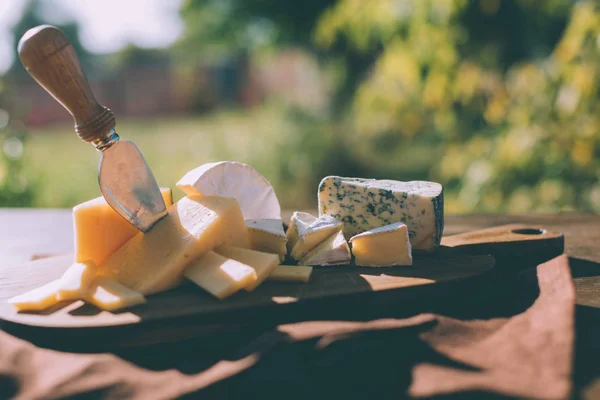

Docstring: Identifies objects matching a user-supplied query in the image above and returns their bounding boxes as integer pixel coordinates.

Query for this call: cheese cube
[97,195,250,295]
[349,222,413,267]
[318,176,443,251]
[73,187,173,266]
[300,231,351,266]
[184,251,257,299]
[56,261,96,301]
[268,265,313,283]
[215,245,280,291]
[286,212,342,260]
[86,277,146,311]
[245,219,287,261]
[9,280,62,312]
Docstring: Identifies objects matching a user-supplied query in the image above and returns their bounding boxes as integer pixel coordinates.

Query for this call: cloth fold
[0,255,574,400]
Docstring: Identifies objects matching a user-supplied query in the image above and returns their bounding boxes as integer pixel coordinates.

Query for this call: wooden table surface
[1,210,600,397]
[2,209,598,264]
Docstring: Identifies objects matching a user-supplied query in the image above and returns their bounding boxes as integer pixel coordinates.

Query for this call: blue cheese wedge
[300,231,351,266]
[318,176,443,251]
[349,222,412,267]
[245,219,287,261]
[286,211,343,260]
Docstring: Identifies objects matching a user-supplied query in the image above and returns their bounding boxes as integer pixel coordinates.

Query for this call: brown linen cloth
[0,255,574,399]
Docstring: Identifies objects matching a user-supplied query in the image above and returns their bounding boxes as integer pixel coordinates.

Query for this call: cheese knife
[18,25,167,232]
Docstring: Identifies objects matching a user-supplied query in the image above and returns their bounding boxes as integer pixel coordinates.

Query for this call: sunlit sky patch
[0,0,184,74]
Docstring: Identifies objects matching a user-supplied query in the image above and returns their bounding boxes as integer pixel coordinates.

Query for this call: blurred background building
[0,0,598,214]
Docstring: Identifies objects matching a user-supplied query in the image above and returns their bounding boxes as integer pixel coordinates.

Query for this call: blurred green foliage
[5,0,600,214]
[9,0,97,78]
[0,79,37,207]
[179,0,600,214]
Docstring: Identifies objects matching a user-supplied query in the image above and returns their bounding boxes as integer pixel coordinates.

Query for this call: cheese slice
[8,280,62,312]
[86,276,146,311]
[268,265,313,283]
[184,251,257,299]
[215,245,280,291]
[318,176,443,251]
[73,187,173,266]
[245,219,287,261]
[349,222,413,267]
[97,195,250,295]
[177,161,281,220]
[56,261,96,301]
[299,231,351,266]
[286,212,342,260]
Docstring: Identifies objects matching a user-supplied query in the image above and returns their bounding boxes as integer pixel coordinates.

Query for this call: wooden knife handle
[18,25,115,144]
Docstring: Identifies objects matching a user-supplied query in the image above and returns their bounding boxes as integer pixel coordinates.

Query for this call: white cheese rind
[176,161,281,220]
[318,176,443,251]
[300,231,351,266]
[285,211,317,252]
[286,212,343,260]
[245,219,287,261]
[349,222,413,267]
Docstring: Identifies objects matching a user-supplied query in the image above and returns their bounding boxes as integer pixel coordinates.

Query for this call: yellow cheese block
[97,195,250,295]
[56,261,97,301]
[8,280,62,312]
[184,251,257,299]
[86,276,146,311]
[268,265,313,283]
[74,187,173,266]
[215,245,280,291]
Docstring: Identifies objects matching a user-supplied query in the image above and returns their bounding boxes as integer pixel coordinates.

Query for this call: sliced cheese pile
[286,212,342,260]
[245,219,287,261]
[97,195,250,295]
[299,230,350,266]
[349,222,412,267]
[184,251,257,299]
[73,187,173,266]
[177,161,282,220]
[215,245,280,291]
[318,176,443,251]
[9,162,446,314]
[268,265,313,283]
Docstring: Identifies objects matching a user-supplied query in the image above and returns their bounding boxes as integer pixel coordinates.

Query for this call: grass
[22,107,291,208]
[15,105,437,210]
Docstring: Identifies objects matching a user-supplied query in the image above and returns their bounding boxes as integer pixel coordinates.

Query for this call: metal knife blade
[18,25,167,232]
[99,138,167,232]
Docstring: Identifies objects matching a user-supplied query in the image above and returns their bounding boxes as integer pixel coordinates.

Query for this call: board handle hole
[512,228,545,235]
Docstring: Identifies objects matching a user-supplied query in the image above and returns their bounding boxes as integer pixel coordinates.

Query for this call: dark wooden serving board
[0,224,563,349]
